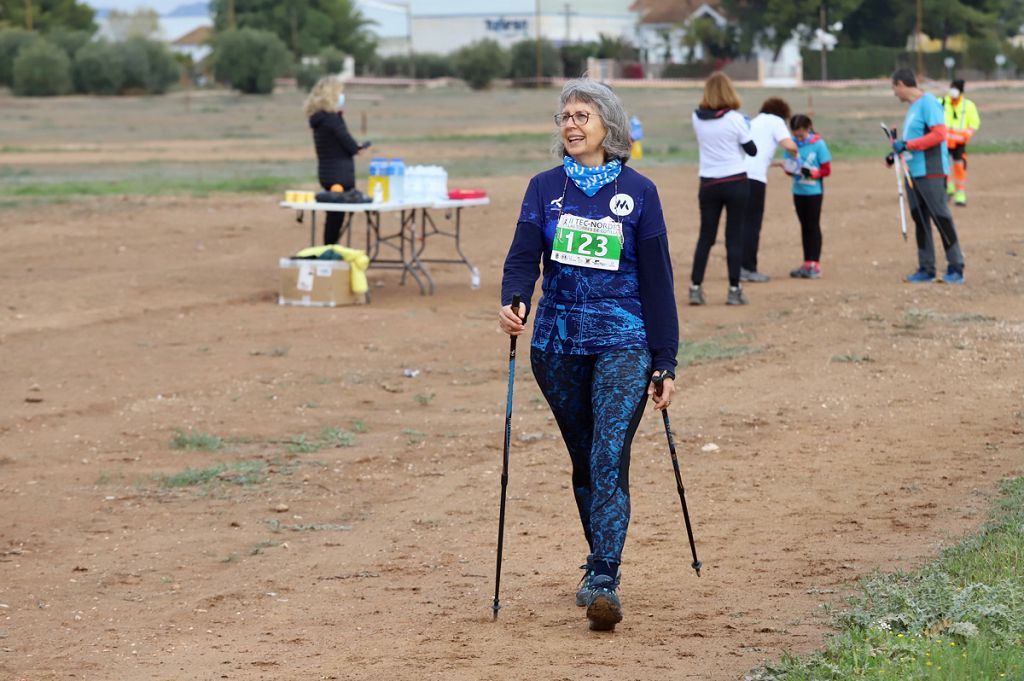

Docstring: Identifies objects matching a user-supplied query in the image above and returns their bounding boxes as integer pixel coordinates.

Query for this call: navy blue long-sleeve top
[501,164,679,374]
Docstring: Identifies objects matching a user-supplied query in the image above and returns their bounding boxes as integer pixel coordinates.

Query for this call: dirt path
[1,158,1022,680]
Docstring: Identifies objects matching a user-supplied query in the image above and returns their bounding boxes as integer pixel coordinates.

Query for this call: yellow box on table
[278,258,367,307]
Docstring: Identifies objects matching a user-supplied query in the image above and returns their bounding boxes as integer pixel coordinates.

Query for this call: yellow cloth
[293,245,370,294]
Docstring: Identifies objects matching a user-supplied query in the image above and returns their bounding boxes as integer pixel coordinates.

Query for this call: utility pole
[535,0,543,85]
[406,1,415,82]
[24,0,33,30]
[819,3,827,81]
[915,0,924,76]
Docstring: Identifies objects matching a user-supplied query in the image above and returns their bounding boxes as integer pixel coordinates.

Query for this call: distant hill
[167,2,210,17]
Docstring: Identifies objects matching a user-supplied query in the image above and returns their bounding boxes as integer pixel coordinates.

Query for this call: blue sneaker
[585,575,623,631]
[905,268,936,283]
[942,269,965,285]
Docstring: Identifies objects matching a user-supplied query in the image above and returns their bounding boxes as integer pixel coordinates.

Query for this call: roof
[172,25,211,46]
[629,0,722,24]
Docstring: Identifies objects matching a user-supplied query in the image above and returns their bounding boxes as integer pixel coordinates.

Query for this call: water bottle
[470,266,480,289]
[368,157,385,203]
[439,166,448,200]
[391,158,405,203]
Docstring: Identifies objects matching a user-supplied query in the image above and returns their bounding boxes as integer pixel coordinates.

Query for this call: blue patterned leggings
[531,347,651,567]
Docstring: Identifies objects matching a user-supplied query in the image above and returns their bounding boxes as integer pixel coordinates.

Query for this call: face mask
[336,94,346,109]
[949,88,960,99]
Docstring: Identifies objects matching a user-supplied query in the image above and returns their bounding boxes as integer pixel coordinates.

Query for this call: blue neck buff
[562,156,622,197]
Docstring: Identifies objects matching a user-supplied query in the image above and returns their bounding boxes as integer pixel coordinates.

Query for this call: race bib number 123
[551,214,623,271]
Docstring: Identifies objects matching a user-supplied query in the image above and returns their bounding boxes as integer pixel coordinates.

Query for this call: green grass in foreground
[749,477,1024,681]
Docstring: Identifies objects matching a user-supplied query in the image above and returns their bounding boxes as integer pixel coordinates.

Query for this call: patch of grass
[678,336,758,367]
[170,430,224,451]
[286,426,356,453]
[351,419,367,433]
[158,460,265,488]
[159,464,227,487]
[264,519,352,533]
[0,175,295,198]
[749,477,1024,680]
[402,428,426,445]
[948,313,996,324]
[414,391,436,406]
[250,540,281,555]
[251,346,290,357]
[832,354,873,364]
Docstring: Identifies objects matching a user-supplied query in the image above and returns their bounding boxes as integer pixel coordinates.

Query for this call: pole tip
[491,602,500,620]
[692,560,703,577]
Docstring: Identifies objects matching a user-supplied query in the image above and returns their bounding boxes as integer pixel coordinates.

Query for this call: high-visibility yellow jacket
[940,96,980,147]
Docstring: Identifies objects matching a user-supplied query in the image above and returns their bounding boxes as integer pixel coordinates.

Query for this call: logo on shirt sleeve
[609,193,634,216]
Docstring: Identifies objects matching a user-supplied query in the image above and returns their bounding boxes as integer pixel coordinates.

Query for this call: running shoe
[905,268,936,283]
[942,268,965,285]
[688,285,706,306]
[726,285,748,305]
[576,564,595,607]
[585,575,623,631]
[954,190,967,206]
[790,264,821,279]
[740,268,770,283]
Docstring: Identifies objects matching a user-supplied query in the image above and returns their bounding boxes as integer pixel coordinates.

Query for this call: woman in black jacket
[304,76,365,244]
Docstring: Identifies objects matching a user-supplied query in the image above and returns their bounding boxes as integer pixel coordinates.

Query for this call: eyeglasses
[554,111,592,127]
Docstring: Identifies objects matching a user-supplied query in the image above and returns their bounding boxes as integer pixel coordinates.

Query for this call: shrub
[120,37,180,94]
[12,39,72,96]
[0,28,38,86]
[212,28,292,94]
[508,38,562,82]
[319,46,346,74]
[560,41,598,79]
[48,28,94,60]
[73,40,125,94]
[452,39,509,90]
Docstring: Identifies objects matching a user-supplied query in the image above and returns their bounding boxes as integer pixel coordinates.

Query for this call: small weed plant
[170,430,224,451]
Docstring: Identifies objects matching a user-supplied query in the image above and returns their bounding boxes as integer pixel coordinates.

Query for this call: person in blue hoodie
[498,78,679,632]
[303,77,366,244]
[782,114,832,279]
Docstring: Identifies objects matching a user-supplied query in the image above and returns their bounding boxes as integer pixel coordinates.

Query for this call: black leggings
[691,175,748,287]
[793,193,823,262]
[320,179,345,244]
[742,179,767,272]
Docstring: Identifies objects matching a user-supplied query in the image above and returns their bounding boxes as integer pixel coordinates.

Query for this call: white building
[357,0,640,56]
[630,0,802,85]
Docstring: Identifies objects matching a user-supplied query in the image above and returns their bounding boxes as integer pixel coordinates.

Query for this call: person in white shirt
[689,72,757,306]
[741,98,799,282]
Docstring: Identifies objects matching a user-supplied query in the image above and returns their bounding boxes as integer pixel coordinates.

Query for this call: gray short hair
[552,78,632,163]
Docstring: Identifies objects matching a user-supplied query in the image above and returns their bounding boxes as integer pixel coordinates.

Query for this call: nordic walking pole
[881,123,909,241]
[492,293,523,620]
[652,371,702,577]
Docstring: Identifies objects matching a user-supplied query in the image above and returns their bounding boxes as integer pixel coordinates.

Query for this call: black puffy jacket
[309,110,360,191]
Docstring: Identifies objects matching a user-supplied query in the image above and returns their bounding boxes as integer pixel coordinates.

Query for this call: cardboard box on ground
[278,258,367,307]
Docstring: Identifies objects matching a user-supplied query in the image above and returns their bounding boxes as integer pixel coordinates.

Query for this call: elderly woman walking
[498,78,679,632]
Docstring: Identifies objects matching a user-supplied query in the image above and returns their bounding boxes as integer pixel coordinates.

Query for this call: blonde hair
[699,72,741,111]
[303,76,344,118]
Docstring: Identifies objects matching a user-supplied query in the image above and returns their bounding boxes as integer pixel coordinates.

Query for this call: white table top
[280,196,490,212]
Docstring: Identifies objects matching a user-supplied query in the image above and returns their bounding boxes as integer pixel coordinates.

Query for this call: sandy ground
[1,157,1022,681]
